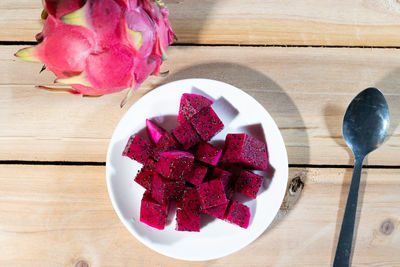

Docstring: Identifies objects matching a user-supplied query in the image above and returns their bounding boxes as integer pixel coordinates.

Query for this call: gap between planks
[0,160,399,169]
[4,40,400,49]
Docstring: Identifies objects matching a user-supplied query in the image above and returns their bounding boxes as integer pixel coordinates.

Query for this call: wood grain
[0,165,398,266]
[1,45,400,165]
[3,0,400,46]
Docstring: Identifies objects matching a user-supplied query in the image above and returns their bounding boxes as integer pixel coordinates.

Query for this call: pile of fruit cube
[122,93,269,231]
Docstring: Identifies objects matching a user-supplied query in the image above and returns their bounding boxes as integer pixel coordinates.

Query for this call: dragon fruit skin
[15,0,174,105]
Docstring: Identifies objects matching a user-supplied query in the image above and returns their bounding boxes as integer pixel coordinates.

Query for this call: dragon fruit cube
[176,208,201,232]
[140,191,168,230]
[150,132,180,161]
[221,133,268,171]
[151,173,185,204]
[234,169,263,198]
[202,201,229,219]
[146,119,167,144]
[197,179,228,209]
[182,187,201,210]
[156,151,194,180]
[178,93,213,124]
[122,135,151,164]
[134,158,159,190]
[224,200,250,229]
[172,120,201,150]
[209,167,236,199]
[195,142,222,166]
[190,106,224,141]
[186,163,208,185]
[134,169,154,190]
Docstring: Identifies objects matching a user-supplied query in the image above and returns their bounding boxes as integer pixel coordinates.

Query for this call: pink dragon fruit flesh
[146,119,167,144]
[234,169,264,199]
[202,201,229,219]
[224,200,250,229]
[122,135,151,164]
[156,151,194,180]
[196,178,228,209]
[190,106,224,141]
[221,133,269,171]
[182,187,201,210]
[194,142,222,166]
[134,169,154,190]
[172,120,201,150]
[178,93,213,124]
[140,190,168,230]
[151,172,185,204]
[176,208,201,232]
[209,167,236,199]
[15,0,174,107]
[150,132,180,160]
[186,163,208,185]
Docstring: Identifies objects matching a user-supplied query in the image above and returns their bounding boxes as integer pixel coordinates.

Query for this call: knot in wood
[380,219,394,235]
[289,176,304,195]
[75,260,89,267]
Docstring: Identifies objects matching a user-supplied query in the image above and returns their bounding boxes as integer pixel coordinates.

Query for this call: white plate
[106,79,288,261]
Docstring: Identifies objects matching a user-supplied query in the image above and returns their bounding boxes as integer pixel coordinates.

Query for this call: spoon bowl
[334,87,389,267]
[343,87,390,156]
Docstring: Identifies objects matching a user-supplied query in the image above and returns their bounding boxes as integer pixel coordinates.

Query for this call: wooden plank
[3,0,400,46]
[1,45,400,165]
[0,165,399,266]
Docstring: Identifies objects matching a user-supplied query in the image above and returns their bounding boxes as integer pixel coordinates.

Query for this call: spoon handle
[333,156,364,267]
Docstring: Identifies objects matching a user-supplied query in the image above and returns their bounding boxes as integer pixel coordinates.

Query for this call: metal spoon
[333,87,390,267]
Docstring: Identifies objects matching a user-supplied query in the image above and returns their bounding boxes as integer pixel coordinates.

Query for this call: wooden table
[1,1,400,266]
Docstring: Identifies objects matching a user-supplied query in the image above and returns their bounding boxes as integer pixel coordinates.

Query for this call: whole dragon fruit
[15,0,174,106]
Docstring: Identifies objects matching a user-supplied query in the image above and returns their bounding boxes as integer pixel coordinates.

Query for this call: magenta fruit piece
[196,179,228,209]
[156,151,195,181]
[146,119,167,144]
[190,106,224,141]
[224,200,250,229]
[122,135,151,164]
[175,208,201,232]
[182,187,201,210]
[221,133,268,171]
[177,93,213,124]
[202,202,229,219]
[172,120,201,150]
[194,142,222,166]
[140,191,169,230]
[151,173,185,204]
[234,169,263,198]
[186,163,208,185]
